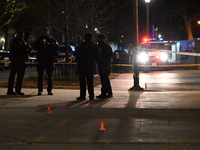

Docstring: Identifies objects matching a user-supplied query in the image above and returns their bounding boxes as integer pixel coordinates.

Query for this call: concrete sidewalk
[1,71,200,150]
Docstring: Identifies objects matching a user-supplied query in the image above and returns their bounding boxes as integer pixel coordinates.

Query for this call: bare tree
[0,0,26,30]
[29,0,120,44]
[160,0,200,40]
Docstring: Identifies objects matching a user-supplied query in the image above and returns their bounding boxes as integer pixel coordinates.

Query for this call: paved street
[1,69,200,149]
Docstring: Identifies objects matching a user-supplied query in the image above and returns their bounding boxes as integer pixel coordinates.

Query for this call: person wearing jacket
[7,30,31,95]
[96,34,113,99]
[74,33,100,100]
[32,27,59,95]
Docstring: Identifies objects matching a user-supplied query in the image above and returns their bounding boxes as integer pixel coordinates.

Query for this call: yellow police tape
[0,61,76,65]
[1,61,200,68]
[113,63,200,67]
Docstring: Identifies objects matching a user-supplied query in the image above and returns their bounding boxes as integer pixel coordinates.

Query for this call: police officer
[75,33,100,100]
[32,27,59,95]
[7,30,31,95]
[96,34,113,99]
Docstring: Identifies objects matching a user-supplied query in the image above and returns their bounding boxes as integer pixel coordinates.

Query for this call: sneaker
[16,92,25,95]
[7,92,16,95]
[96,94,107,99]
[76,97,86,101]
[48,92,53,95]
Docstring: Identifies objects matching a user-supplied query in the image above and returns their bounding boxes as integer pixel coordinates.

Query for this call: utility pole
[130,0,143,90]
[145,0,151,38]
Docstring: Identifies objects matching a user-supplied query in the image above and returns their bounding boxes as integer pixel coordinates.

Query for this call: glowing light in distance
[138,52,149,63]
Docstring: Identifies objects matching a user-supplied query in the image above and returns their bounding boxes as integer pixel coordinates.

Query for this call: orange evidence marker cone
[46,107,51,114]
[99,122,106,131]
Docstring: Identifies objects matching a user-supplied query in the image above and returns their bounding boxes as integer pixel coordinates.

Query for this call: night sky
[117,0,200,45]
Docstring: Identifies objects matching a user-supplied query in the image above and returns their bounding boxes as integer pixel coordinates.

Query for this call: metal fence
[53,63,78,80]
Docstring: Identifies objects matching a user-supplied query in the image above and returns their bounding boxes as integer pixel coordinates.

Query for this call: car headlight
[160,53,168,61]
[138,52,149,63]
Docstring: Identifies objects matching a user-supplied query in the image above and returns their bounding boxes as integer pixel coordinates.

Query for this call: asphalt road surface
[1,69,200,150]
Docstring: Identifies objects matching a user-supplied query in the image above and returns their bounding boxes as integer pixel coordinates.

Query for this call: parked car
[58,45,75,63]
[112,50,132,72]
[0,50,10,70]
[27,50,37,67]
[113,50,130,64]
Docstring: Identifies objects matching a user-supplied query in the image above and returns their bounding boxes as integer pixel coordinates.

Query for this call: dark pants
[99,72,112,96]
[78,73,94,99]
[7,62,26,93]
[37,62,54,93]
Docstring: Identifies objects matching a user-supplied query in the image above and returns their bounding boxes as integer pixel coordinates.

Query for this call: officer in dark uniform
[96,34,113,99]
[32,27,59,95]
[75,33,100,100]
[7,30,31,95]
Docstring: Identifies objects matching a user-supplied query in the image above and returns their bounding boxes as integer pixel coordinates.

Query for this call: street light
[145,0,151,38]
[130,0,143,90]
[158,34,162,39]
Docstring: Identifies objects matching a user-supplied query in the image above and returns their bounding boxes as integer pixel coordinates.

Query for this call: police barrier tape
[1,61,200,67]
[1,49,200,68]
[112,48,200,67]
[0,61,76,65]
[113,63,200,67]
[140,48,200,57]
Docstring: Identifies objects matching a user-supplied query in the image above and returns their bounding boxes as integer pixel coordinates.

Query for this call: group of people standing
[6,28,59,96]
[75,33,113,100]
[6,29,113,101]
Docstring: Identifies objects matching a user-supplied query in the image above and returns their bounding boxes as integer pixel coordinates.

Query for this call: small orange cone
[99,122,106,131]
[46,107,51,114]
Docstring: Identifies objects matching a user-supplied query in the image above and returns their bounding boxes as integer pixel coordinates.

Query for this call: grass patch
[0,73,120,89]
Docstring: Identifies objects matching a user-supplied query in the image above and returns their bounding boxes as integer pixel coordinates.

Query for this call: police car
[138,40,169,66]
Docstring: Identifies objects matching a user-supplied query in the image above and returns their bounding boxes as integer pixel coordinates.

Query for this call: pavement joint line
[1,141,200,145]
[1,107,200,110]
[1,108,200,118]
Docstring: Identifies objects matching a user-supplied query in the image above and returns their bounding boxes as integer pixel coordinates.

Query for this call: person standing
[74,33,100,100]
[32,27,59,95]
[96,34,113,99]
[7,30,31,95]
